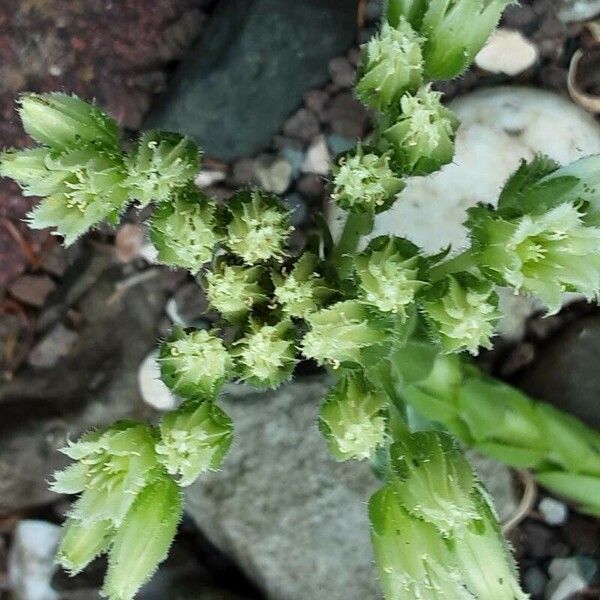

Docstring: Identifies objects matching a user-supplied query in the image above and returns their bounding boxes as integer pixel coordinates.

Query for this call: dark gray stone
[519,315,600,430]
[146,0,358,160]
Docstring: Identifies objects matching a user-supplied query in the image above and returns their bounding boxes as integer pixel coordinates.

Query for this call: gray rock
[28,324,78,369]
[283,108,321,143]
[519,316,600,429]
[279,147,305,178]
[186,377,520,600]
[0,252,169,512]
[328,57,355,88]
[146,0,358,160]
[539,497,569,527]
[524,566,548,597]
[558,0,600,22]
[8,520,61,600]
[186,377,382,600]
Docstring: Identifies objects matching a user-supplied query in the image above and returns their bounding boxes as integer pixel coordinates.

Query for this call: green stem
[429,250,478,282]
[333,210,374,279]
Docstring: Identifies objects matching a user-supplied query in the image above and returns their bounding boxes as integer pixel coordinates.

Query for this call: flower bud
[150,184,219,272]
[355,236,423,316]
[424,273,500,355]
[369,486,472,600]
[356,19,423,111]
[24,145,129,245]
[232,319,297,388]
[301,301,392,368]
[51,422,158,526]
[453,487,528,600]
[319,372,387,461]
[18,93,120,150]
[470,202,600,313]
[155,401,233,485]
[389,431,478,536]
[204,261,267,321]
[417,0,512,80]
[331,147,405,215]
[126,131,200,206]
[272,253,332,318]
[381,85,459,175]
[159,327,232,399]
[102,475,183,600]
[225,189,290,264]
[57,518,114,575]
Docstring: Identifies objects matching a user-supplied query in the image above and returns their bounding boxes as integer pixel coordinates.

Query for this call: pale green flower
[225,190,290,264]
[204,261,267,321]
[382,85,459,175]
[18,92,120,150]
[150,184,219,272]
[356,19,423,110]
[471,202,600,313]
[332,148,405,214]
[369,486,473,600]
[301,301,391,368]
[102,475,183,600]
[398,0,513,79]
[319,372,387,461]
[424,274,500,355]
[126,131,199,206]
[51,422,158,526]
[272,253,332,318]
[389,431,478,536]
[232,319,297,388]
[4,145,129,245]
[156,401,233,486]
[159,327,232,399]
[355,236,423,317]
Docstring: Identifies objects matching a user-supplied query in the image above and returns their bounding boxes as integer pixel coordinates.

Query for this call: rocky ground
[1,0,600,599]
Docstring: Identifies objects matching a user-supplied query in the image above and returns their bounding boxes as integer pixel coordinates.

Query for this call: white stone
[8,520,60,600]
[539,497,569,526]
[138,351,176,411]
[253,155,293,194]
[329,87,600,340]
[302,135,331,175]
[195,169,226,188]
[476,29,538,76]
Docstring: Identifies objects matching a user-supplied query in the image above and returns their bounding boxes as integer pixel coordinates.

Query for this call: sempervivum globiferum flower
[155,400,233,486]
[319,372,387,461]
[331,147,405,215]
[51,422,158,526]
[149,183,219,272]
[159,327,232,400]
[355,235,424,317]
[389,431,478,536]
[356,18,423,111]
[469,201,600,313]
[126,131,200,206]
[231,319,298,388]
[1,145,130,246]
[224,189,290,264]
[423,273,500,355]
[381,85,459,175]
[301,300,392,368]
[204,260,267,321]
[392,0,513,80]
[272,252,333,318]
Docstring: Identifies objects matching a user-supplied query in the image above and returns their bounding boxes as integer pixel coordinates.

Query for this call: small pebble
[539,497,569,526]
[196,169,227,189]
[41,245,69,277]
[327,134,355,156]
[253,155,293,194]
[475,28,538,76]
[545,572,588,600]
[524,566,549,597]
[283,108,320,142]
[296,174,326,199]
[304,89,329,114]
[230,158,257,186]
[280,147,305,177]
[322,92,368,138]
[328,56,355,88]
[301,135,331,175]
[115,223,145,263]
[9,275,56,307]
